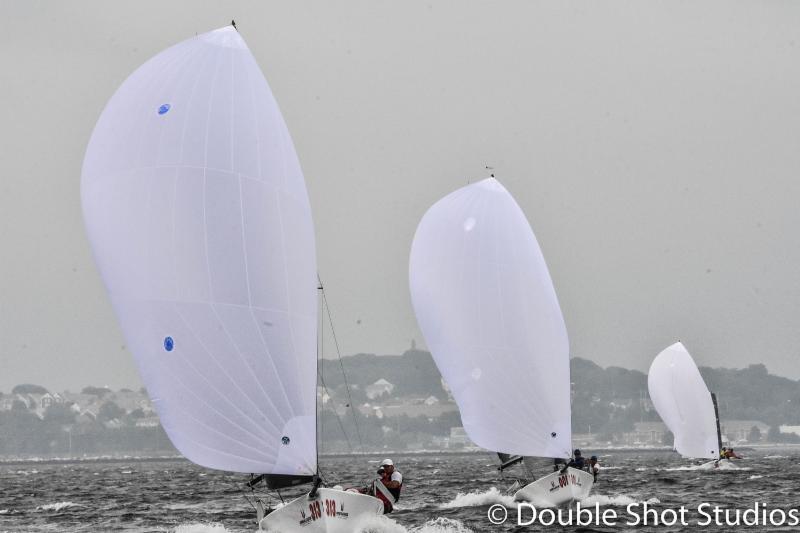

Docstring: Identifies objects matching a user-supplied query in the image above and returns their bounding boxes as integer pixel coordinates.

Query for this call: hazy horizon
[2,1,800,391]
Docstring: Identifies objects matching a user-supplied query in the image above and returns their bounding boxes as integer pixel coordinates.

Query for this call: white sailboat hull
[513,467,594,507]
[699,458,740,470]
[259,487,384,532]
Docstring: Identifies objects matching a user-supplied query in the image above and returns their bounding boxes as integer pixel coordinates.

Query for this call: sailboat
[81,25,383,531]
[408,177,594,507]
[647,342,733,469]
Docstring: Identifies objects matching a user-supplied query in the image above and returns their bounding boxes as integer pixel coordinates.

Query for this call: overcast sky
[1,1,799,392]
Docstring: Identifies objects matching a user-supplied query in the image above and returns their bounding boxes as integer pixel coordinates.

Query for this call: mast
[315,280,324,481]
[711,392,722,455]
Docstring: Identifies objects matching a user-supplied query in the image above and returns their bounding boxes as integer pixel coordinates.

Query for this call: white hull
[513,467,594,507]
[259,487,384,532]
[699,458,739,470]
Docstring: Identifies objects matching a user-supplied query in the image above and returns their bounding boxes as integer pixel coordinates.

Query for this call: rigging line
[240,487,258,513]
[318,276,365,454]
[317,365,353,453]
[316,284,350,456]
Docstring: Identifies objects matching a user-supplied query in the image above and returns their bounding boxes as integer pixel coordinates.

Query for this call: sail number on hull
[299,498,349,525]
[549,472,585,493]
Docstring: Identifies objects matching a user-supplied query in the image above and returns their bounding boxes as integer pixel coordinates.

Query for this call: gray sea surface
[1,448,798,532]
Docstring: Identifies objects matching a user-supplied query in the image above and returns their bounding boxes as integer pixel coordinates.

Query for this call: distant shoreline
[3,443,799,467]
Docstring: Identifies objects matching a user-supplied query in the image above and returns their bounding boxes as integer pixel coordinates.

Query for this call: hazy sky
[2,1,799,392]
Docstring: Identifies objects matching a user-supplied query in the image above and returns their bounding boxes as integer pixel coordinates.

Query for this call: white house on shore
[366,379,394,400]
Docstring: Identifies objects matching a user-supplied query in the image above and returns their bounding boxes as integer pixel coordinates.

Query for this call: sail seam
[173,304,283,438]
[234,177,297,430]
[274,129,315,471]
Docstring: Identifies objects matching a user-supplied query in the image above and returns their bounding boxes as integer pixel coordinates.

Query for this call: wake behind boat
[81,24,384,531]
[408,177,594,507]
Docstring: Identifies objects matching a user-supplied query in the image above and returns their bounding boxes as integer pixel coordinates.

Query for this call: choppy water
[2,448,799,532]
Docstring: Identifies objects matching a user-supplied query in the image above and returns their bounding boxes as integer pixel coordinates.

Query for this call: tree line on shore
[3,350,800,456]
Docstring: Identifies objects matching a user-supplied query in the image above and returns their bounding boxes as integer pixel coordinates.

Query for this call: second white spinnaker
[409,177,591,505]
[648,342,721,459]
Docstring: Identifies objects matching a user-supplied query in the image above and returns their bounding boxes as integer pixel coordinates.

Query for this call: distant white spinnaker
[648,342,719,459]
[409,178,572,458]
[81,27,318,476]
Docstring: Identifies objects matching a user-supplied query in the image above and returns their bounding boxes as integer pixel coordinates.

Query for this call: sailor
[568,449,586,469]
[588,455,600,481]
[720,447,728,459]
[370,459,403,514]
[380,459,403,499]
[725,448,742,459]
[370,467,394,513]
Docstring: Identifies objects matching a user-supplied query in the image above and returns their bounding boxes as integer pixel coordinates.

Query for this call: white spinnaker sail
[409,178,571,458]
[81,27,317,475]
[648,342,719,459]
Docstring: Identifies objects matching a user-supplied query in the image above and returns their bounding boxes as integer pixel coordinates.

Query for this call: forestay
[648,342,719,459]
[81,27,317,475]
[409,178,571,458]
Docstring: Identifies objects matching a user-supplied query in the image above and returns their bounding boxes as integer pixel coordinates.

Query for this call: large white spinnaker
[409,178,571,458]
[81,27,318,476]
[648,342,719,459]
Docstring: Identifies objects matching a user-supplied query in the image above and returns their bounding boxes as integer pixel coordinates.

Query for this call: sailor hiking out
[367,458,403,514]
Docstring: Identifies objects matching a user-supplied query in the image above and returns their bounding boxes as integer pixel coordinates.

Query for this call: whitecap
[36,501,83,512]
[438,487,515,509]
[663,460,747,471]
[355,515,411,533]
[412,517,474,533]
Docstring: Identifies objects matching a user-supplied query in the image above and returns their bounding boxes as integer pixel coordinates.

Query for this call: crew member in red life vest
[370,458,403,514]
[724,448,742,459]
[371,467,393,513]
